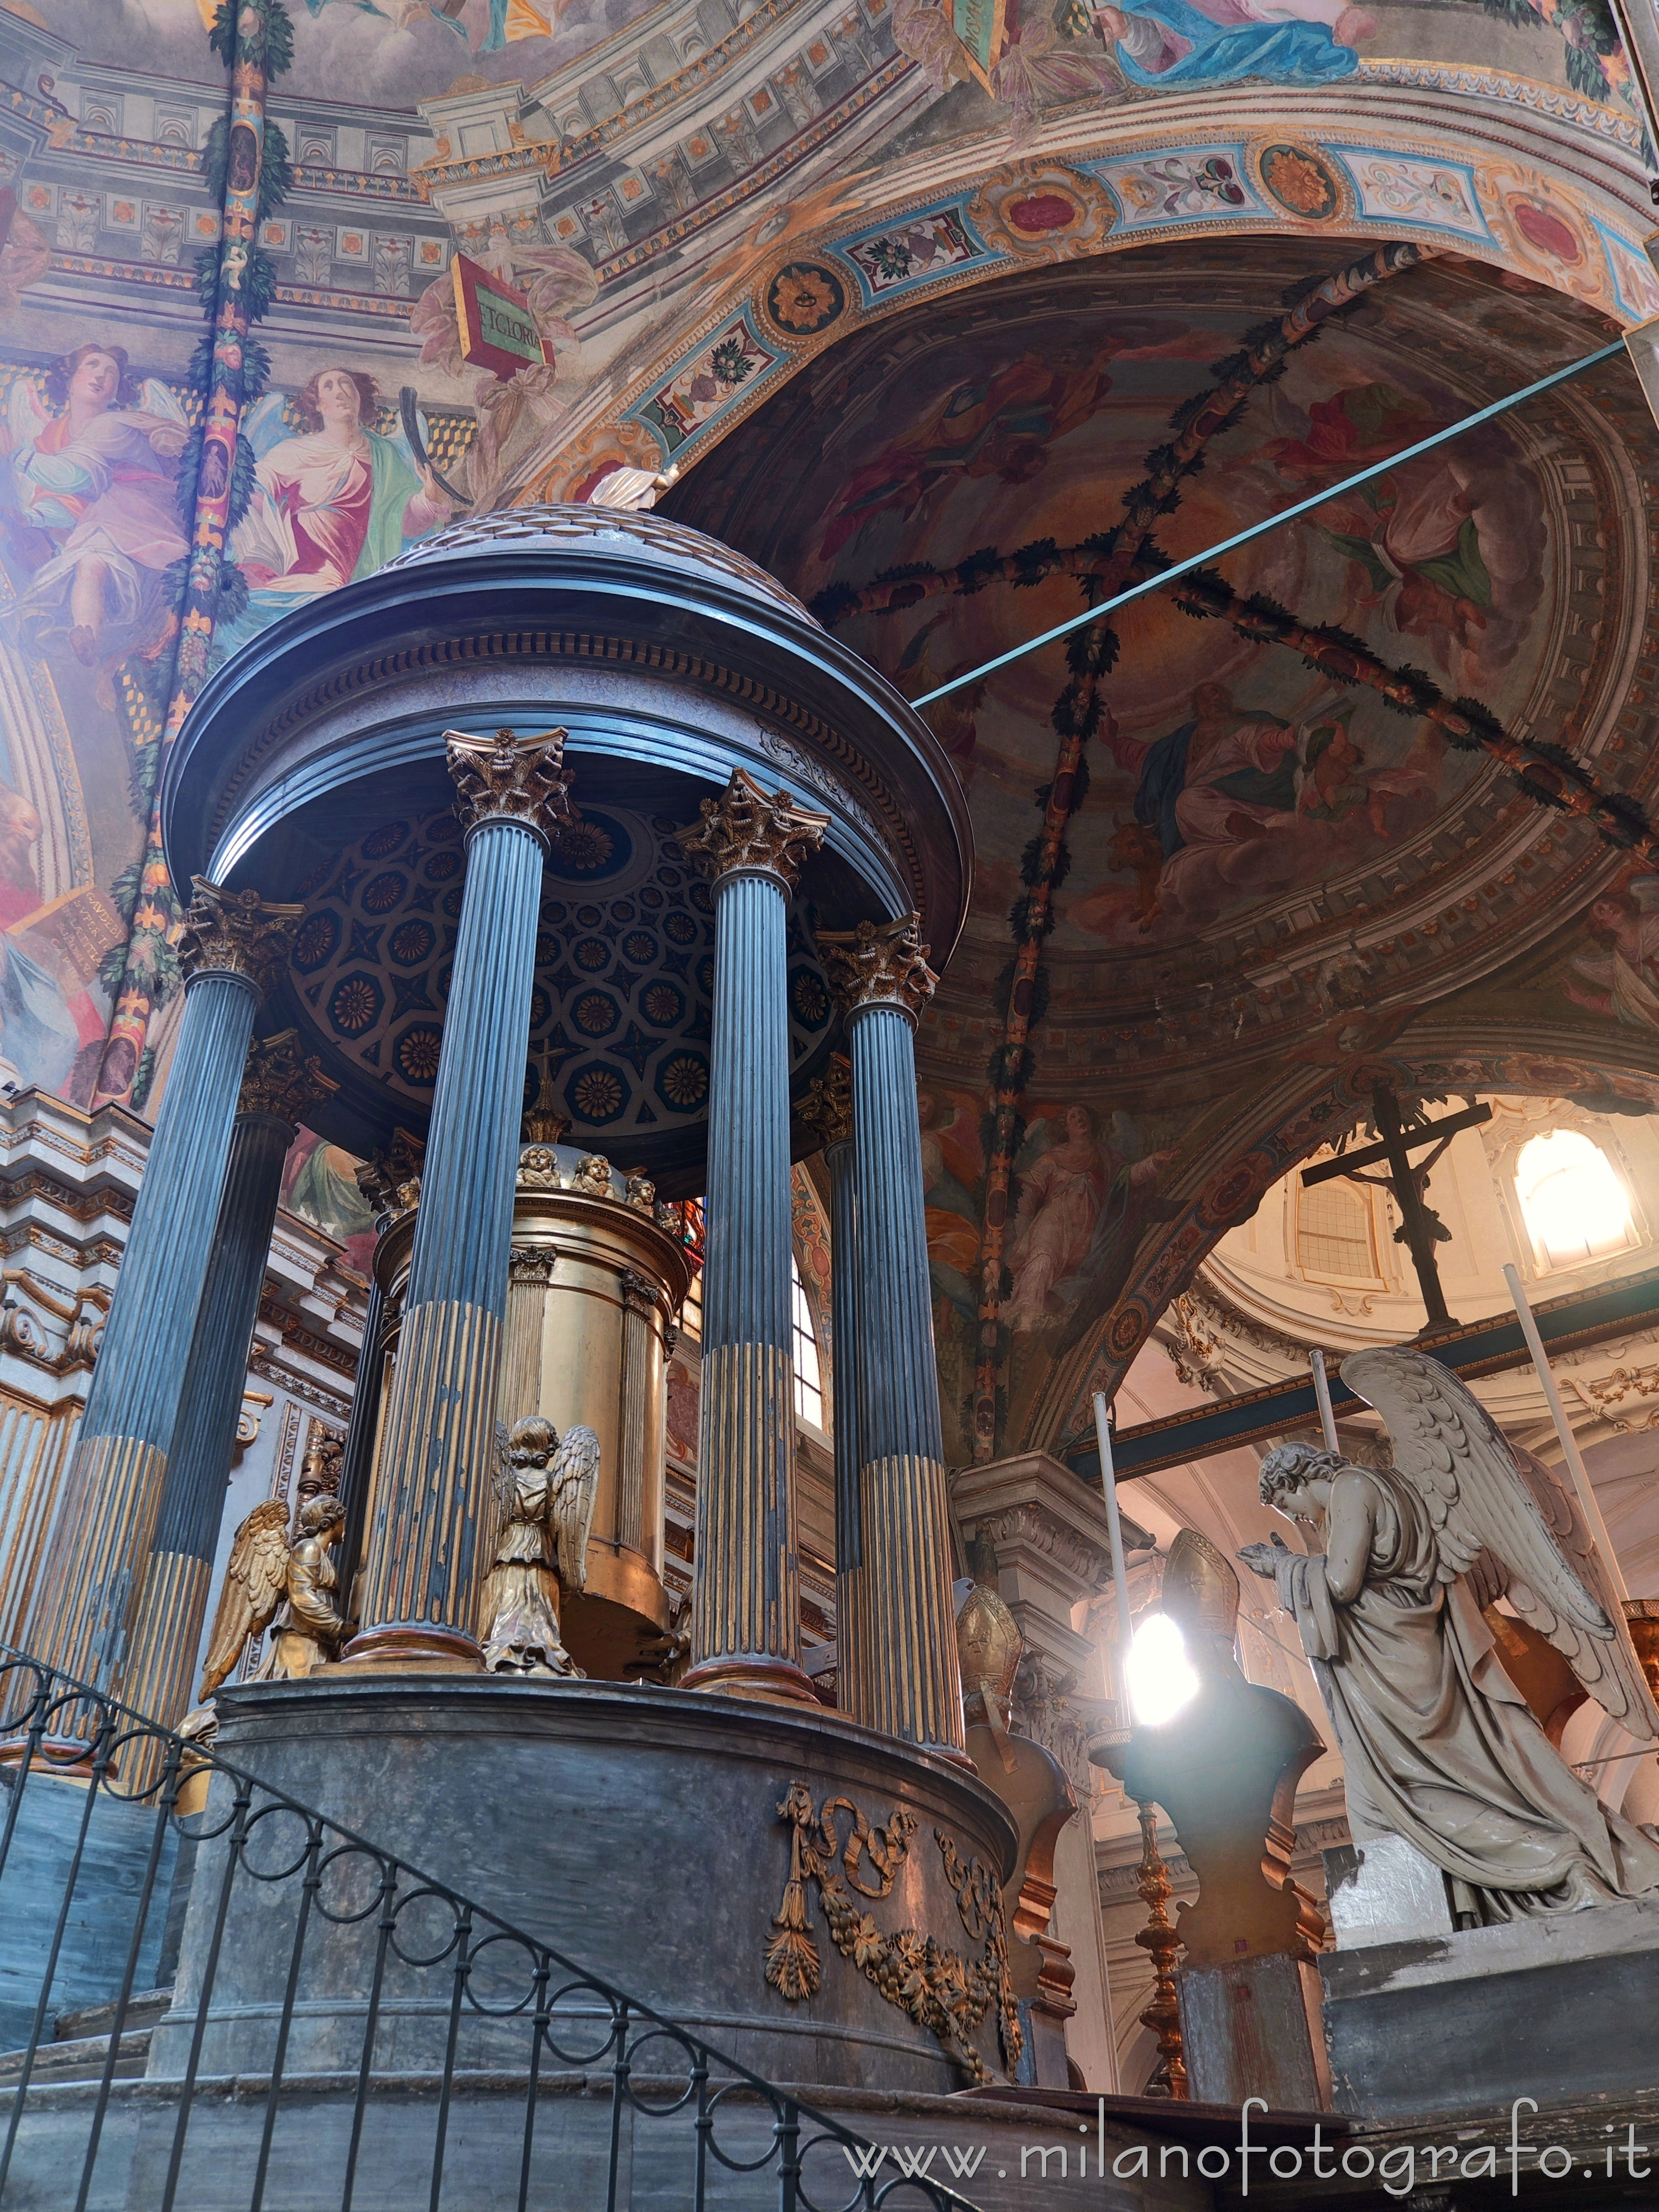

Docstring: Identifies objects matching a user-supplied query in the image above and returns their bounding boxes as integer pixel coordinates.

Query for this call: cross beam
[1065,1262,1659,1484]
[914,341,1624,705]
[1300,1099,1493,1187]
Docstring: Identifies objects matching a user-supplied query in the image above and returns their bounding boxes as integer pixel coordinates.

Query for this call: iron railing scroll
[0,1640,986,2212]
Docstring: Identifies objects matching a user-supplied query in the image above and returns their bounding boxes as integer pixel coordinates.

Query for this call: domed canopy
[382,504,821,627]
[161,504,972,1181]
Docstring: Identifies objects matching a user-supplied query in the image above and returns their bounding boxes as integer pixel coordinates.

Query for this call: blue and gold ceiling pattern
[290,803,833,1139]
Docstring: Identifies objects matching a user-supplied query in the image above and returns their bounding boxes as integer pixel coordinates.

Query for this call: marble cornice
[953,1450,1154,1612]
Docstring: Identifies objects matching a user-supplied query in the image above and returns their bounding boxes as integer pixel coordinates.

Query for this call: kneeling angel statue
[482,1414,602,1677]
[1243,1345,1659,1926]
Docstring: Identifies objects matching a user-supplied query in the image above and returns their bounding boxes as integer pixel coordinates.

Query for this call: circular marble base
[0,2072,1213,2212]
[163,1675,1020,2095]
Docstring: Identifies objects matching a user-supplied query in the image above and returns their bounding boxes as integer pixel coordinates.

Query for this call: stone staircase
[0,1986,171,2085]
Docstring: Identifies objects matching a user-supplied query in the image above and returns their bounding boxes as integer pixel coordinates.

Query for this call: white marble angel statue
[482,1414,601,1678]
[1244,1345,1659,1926]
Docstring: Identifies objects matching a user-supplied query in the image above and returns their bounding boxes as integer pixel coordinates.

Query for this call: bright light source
[1125,1611,1201,1728]
[1516,1129,1632,1267]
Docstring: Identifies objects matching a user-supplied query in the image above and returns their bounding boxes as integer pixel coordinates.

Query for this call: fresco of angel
[1245,1347,1659,1924]
[1004,1103,1177,1333]
[1262,382,1545,686]
[1564,876,1659,1037]
[482,1413,602,1678]
[0,343,189,673]
[197,1493,348,1702]
[1090,0,1366,87]
[217,367,454,655]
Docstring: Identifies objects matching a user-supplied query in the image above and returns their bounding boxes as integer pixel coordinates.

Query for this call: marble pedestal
[1320,1893,1659,2119]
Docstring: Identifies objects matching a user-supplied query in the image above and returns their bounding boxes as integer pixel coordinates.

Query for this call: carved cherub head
[624,1170,655,1213]
[508,1413,557,1469]
[517,1145,559,1189]
[573,1154,612,1197]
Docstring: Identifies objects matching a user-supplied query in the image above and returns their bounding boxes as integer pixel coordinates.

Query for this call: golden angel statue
[1244,1345,1659,1927]
[482,1415,601,1678]
[197,1493,348,1702]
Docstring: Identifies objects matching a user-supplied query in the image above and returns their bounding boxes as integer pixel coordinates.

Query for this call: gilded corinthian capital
[444,727,575,846]
[817,914,937,1025]
[238,1029,337,1124]
[682,768,828,892]
[178,878,305,1001]
[800,1052,854,1151]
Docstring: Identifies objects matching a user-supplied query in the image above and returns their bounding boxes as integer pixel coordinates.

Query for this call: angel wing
[6,371,47,451]
[137,377,189,426]
[1342,1345,1659,1740]
[239,390,293,462]
[549,1425,601,1593]
[197,1499,291,1700]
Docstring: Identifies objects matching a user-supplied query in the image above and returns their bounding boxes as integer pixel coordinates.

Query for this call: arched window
[1515,1129,1633,1267]
[790,1254,825,1430]
[1295,1174,1381,1283]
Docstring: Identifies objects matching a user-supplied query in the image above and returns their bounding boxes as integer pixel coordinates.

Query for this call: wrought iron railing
[0,1642,985,2211]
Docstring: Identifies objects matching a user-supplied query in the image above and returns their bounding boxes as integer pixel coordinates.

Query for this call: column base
[0,1735,103,1780]
[925,1742,979,1773]
[679,1654,820,1707]
[337,1624,485,1674]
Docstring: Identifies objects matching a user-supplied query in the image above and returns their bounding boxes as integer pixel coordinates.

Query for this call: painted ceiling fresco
[670,239,1659,1456]
[37,0,663,105]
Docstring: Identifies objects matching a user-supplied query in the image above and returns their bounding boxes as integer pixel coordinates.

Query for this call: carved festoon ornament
[178,877,305,1000]
[444,726,575,846]
[238,1029,336,1124]
[817,913,937,1025]
[682,766,828,892]
[799,1053,853,1151]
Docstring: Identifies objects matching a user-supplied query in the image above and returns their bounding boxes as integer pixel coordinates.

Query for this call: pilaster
[954,1448,1144,2091]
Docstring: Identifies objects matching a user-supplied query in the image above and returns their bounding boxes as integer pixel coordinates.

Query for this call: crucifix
[1300,1084,1492,1333]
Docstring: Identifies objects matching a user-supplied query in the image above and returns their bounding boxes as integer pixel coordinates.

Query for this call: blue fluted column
[343,729,571,1670]
[820,915,963,1754]
[22,882,301,1711]
[681,769,826,1704]
[802,1055,859,1575]
[121,1033,335,1735]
